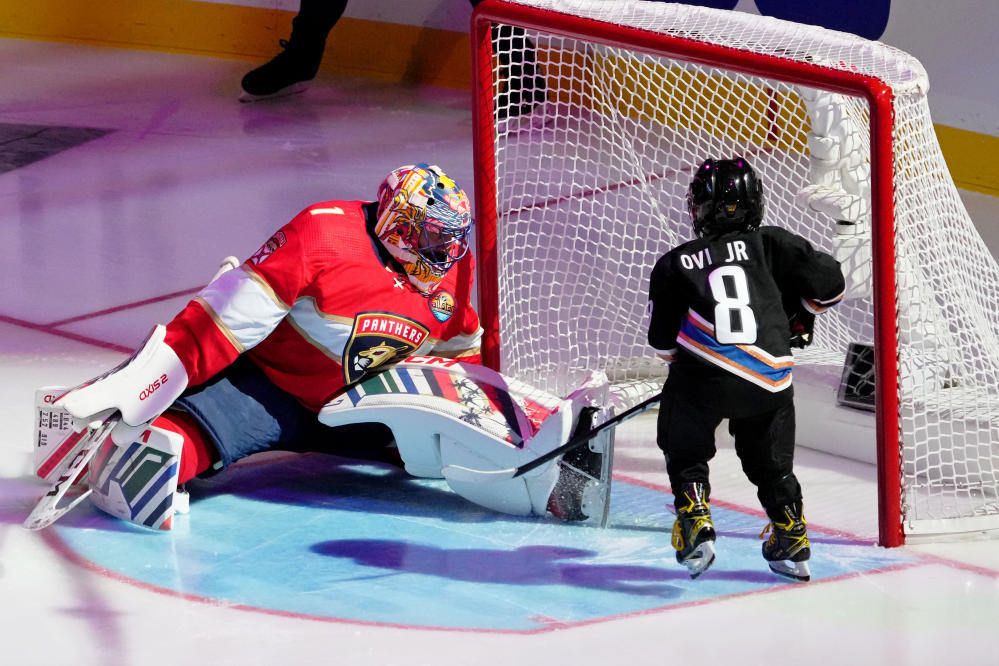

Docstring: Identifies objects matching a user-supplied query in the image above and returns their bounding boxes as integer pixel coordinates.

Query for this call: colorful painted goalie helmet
[375,163,473,295]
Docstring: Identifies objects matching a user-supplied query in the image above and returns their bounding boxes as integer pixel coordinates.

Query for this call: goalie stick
[23,413,119,531]
[442,391,663,483]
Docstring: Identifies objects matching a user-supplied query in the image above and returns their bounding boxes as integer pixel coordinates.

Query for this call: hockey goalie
[25,163,615,531]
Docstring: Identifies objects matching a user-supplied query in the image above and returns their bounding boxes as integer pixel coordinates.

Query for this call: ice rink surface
[0,38,997,665]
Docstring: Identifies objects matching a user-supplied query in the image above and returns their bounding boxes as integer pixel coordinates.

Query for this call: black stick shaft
[512,391,663,478]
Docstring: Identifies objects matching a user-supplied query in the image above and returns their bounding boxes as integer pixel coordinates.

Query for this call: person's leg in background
[469,0,548,120]
[240,0,349,101]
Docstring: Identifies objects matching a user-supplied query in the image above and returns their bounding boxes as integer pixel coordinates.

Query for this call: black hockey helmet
[686,157,764,236]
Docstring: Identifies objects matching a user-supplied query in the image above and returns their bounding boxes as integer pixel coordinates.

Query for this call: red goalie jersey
[163,200,482,412]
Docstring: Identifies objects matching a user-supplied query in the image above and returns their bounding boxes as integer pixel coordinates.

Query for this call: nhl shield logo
[343,312,430,384]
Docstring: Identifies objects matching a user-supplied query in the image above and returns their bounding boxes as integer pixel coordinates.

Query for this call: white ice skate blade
[768,559,811,582]
[681,541,716,579]
[239,81,309,103]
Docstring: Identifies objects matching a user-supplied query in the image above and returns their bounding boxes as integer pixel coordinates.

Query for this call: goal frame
[469,0,905,546]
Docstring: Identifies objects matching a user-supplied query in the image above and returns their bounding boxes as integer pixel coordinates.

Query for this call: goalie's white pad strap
[441,432,560,516]
[57,324,189,431]
[88,424,185,530]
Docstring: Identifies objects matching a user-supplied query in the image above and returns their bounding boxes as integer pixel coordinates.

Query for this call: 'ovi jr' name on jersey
[679,240,749,270]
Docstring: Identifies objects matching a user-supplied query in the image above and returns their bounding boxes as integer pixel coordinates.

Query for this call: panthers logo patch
[249,231,287,266]
[343,312,430,384]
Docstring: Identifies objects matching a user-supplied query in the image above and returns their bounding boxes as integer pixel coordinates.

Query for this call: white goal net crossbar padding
[466,0,999,546]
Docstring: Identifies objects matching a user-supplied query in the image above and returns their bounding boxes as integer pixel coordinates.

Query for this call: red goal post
[469,0,999,546]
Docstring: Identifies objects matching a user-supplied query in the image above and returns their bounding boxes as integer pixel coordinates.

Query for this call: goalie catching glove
[56,324,190,444]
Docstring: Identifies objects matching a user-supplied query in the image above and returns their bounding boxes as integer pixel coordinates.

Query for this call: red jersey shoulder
[248,200,370,269]
[248,229,290,267]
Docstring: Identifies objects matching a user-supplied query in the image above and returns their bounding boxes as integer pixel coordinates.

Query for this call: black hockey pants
[656,388,803,522]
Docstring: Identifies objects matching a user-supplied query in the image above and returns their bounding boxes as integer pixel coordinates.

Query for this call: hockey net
[469,0,999,545]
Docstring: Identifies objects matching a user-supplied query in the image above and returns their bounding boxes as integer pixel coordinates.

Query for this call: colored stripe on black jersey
[800,290,845,315]
[678,311,794,392]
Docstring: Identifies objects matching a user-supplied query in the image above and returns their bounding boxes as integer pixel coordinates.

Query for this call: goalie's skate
[546,407,615,527]
[760,504,811,582]
[671,483,716,579]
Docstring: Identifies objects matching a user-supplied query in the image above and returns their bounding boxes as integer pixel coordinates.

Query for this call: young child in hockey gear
[647,157,845,581]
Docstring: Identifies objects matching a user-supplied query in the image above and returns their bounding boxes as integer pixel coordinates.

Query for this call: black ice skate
[240,37,324,102]
[547,458,590,522]
[671,482,716,578]
[760,504,811,582]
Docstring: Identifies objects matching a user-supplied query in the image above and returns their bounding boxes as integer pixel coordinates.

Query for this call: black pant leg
[293,0,350,41]
[657,389,723,498]
[729,400,802,520]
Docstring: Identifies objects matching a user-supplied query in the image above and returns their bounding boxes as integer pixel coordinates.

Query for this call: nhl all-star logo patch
[343,312,430,384]
[429,290,455,322]
[249,231,287,266]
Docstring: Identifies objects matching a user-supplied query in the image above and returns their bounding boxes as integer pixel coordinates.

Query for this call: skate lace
[671,501,712,550]
[758,516,808,552]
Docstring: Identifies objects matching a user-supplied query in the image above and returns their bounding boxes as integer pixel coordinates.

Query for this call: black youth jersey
[648,226,844,407]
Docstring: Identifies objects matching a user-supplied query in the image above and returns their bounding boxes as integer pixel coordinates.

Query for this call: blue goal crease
[54,457,919,631]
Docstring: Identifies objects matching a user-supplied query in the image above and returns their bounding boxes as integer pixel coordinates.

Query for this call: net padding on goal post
[470,0,999,546]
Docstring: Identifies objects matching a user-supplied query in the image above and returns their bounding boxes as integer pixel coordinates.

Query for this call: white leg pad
[321,400,572,517]
[88,424,185,530]
[319,358,611,517]
[439,431,560,516]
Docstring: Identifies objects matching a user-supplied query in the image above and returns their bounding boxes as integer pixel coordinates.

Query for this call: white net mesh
[475,0,999,537]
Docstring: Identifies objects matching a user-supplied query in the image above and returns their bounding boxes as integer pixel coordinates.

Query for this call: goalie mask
[687,157,764,237]
[375,163,473,296]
